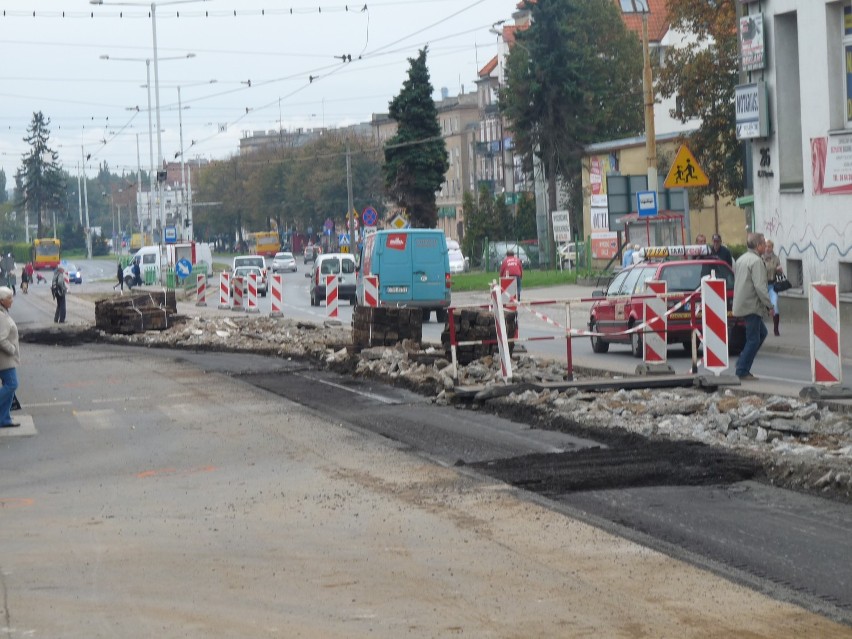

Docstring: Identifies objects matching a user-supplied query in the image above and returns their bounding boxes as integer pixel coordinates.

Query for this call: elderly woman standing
[763,239,783,336]
[0,286,20,428]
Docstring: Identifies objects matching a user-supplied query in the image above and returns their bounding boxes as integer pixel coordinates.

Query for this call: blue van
[356,229,451,322]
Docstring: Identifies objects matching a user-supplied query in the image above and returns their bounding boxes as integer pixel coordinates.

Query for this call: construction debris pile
[99,313,852,503]
[95,291,177,334]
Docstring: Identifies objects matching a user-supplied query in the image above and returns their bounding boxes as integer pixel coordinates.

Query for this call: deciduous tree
[499,0,643,261]
[655,0,743,208]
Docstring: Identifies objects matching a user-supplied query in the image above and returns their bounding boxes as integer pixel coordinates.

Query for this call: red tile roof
[479,56,498,78]
[619,0,670,43]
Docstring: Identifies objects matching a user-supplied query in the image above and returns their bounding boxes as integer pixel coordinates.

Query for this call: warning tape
[499,287,701,338]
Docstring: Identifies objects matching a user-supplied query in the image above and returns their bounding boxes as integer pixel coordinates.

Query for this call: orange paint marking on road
[136,466,217,479]
[0,498,35,509]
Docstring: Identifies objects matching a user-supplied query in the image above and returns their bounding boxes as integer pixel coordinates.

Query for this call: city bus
[247,231,280,257]
[32,238,61,270]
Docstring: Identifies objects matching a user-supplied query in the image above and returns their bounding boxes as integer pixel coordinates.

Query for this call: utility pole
[81,144,92,259]
[640,5,657,194]
[346,138,355,254]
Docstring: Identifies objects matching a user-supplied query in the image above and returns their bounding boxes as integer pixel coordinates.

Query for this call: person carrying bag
[763,239,787,336]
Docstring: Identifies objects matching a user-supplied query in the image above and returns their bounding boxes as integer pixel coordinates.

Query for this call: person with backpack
[51,266,67,323]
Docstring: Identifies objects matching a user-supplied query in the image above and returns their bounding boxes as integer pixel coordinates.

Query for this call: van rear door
[410,232,448,303]
[376,232,413,303]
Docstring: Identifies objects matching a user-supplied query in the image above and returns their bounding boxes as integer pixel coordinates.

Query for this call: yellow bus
[32,238,61,270]
[247,231,280,257]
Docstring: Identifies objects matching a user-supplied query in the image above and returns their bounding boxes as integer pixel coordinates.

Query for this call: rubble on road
[98,313,852,504]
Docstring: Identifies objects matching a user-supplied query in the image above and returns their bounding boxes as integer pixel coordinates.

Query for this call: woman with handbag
[763,239,783,336]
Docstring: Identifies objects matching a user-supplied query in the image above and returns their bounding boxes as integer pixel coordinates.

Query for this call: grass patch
[450,269,578,293]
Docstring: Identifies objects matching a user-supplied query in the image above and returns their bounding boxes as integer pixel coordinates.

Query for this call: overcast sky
[0,0,515,189]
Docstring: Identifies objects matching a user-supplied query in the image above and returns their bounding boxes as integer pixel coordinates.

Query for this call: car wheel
[349,296,356,306]
[589,320,609,353]
[630,327,643,358]
[422,309,432,322]
[435,308,448,323]
[310,292,318,307]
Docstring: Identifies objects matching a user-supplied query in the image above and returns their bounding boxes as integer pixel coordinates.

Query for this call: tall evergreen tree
[500,0,643,256]
[655,0,743,209]
[18,111,65,238]
[383,47,449,228]
[0,169,7,204]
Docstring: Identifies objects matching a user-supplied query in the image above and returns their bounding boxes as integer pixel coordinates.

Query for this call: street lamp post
[90,0,206,244]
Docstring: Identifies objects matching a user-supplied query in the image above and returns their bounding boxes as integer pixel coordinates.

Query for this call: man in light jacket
[732,232,774,381]
[0,286,20,428]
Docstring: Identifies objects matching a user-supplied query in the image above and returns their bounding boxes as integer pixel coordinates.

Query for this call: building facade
[740,0,852,297]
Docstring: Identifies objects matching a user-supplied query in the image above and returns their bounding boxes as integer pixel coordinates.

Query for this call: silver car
[231,266,268,297]
[271,251,297,273]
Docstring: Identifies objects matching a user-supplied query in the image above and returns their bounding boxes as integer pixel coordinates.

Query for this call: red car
[588,257,746,357]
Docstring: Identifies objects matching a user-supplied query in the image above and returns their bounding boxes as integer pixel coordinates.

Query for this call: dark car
[588,256,745,357]
[62,262,82,284]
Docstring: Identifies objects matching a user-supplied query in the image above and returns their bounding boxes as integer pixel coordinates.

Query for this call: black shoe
[0,422,20,428]
[738,373,759,381]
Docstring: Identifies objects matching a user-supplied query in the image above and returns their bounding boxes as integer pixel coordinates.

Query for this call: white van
[447,239,468,274]
[123,242,214,287]
[306,253,357,306]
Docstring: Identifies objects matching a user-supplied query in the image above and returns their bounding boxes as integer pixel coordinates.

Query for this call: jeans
[736,314,768,377]
[54,294,66,323]
[0,367,18,425]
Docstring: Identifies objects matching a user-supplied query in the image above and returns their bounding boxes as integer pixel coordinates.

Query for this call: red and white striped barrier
[809,282,842,385]
[499,276,518,302]
[325,274,339,318]
[246,273,260,313]
[490,283,513,382]
[643,280,667,364]
[499,277,520,339]
[363,275,379,307]
[701,276,729,374]
[218,272,230,309]
[269,274,283,317]
[231,276,243,311]
[196,273,207,307]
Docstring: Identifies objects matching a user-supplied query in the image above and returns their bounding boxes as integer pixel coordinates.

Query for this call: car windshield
[235,257,264,269]
[659,262,733,292]
[277,253,293,260]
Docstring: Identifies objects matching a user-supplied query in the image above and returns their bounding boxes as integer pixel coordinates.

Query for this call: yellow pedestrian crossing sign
[664,145,709,189]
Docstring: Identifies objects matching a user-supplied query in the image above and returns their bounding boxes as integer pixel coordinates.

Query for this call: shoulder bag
[773,272,793,293]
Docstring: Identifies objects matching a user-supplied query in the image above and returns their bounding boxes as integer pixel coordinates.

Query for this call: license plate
[386,286,408,294]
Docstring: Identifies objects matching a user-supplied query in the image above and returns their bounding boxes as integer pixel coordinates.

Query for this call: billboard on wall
[591,232,618,260]
[739,13,765,71]
[811,136,852,195]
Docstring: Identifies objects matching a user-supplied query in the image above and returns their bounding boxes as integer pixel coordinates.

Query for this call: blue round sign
[362,206,378,227]
[176,258,193,278]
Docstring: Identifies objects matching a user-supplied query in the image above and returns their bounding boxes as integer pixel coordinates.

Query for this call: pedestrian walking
[732,233,774,381]
[6,268,16,296]
[114,261,124,292]
[499,248,524,300]
[763,239,784,336]
[51,265,67,324]
[20,265,29,294]
[0,286,20,428]
[131,259,142,287]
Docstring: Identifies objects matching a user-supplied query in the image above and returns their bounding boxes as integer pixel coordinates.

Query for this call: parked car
[557,242,585,270]
[271,251,297,273]
[588,255,745,357]
[483,242,532,271]
[447,239,468,275]
[303,245,321,264]
[307,253,356,306]
[231,266,268,297]
[62,262,83,284]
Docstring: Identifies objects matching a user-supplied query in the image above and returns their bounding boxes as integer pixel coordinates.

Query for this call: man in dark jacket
[709,234,733,267]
